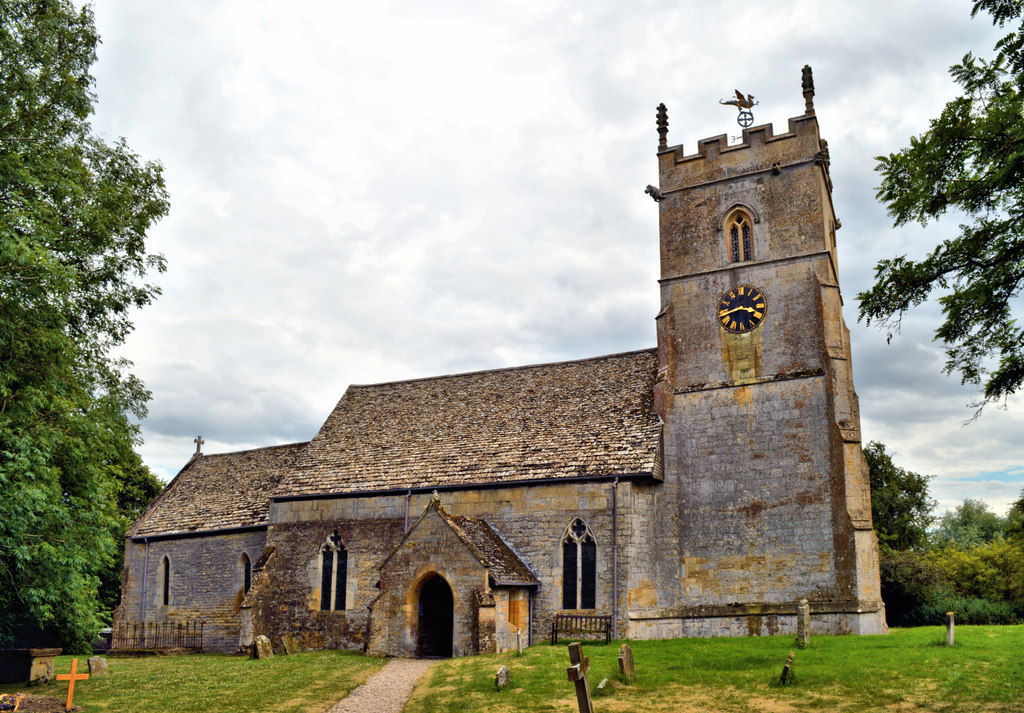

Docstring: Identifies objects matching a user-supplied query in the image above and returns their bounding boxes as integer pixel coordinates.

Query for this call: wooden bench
[550,613,612,645]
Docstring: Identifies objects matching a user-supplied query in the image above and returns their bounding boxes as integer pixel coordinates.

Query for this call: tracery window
[561,519,596,610]
[242,553,252,594]
[319,531,348,611]
[728,211,754,262]
[161,556,171,606]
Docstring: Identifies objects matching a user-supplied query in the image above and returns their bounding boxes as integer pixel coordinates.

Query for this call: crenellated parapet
[657,114,826,195]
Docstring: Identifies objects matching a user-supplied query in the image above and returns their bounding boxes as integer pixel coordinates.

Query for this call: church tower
[642,67,886,636]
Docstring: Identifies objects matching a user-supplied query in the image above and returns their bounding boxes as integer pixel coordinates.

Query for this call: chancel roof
[128,442,306,538]
[279,349,660,497]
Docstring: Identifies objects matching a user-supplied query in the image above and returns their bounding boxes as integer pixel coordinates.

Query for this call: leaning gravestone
[281,634,301,655]
[252,635,274,659]
[495,664,511,691]
[618,643,635,681]
[87,656,108,675]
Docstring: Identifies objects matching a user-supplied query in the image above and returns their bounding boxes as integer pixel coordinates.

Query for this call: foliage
[98,462,164,615]
[933,497,1008,548]
[0,0,168,651]
[0,651,384,713]
[858,0,1024,407]
[863,442,935,550]
[403,628,1024,713]
[933,538,1024,606]
[878,548,950,626]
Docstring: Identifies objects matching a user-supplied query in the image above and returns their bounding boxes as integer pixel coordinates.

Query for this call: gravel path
[325,658,436,713]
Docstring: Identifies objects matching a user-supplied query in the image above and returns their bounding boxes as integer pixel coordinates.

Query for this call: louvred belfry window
[561,519,597,610]
[319,531,348,611]
[729,212,753,262]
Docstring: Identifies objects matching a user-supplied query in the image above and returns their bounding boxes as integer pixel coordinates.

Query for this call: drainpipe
[611,477,619,640]
[404,489,412,531]
[140,537,150,623]
[528,589,534,647]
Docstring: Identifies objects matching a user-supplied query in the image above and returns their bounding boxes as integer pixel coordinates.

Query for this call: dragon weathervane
[720,89,758,127]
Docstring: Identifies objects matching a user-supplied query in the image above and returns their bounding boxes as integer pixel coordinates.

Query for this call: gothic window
[728,212,754,262]
[561,519,597,610]
[242,553,251,594]
[160,556,170,606]
[319,531,348,611]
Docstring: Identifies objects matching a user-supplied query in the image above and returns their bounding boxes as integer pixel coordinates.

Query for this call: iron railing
[111,621,204,651]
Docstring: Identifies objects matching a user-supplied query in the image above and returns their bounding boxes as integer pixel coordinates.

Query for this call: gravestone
[87,657,108,675]
[281,634,301,655]
[618,643,635,681]
[796,599,810,648]
[946,611,955,646]
[252,635,274,659]
[495,664,511,691]
[516,628,523,654]
[566,642,594,713]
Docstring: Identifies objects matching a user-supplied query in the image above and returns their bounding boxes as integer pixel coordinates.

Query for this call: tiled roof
[128,443,306,538]
[441,509,540,586]
[279,349,660,497]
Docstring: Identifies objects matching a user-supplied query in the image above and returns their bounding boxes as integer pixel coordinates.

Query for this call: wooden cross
[57,657,89,710]
[194,434,205,454]
[566,641,595,713]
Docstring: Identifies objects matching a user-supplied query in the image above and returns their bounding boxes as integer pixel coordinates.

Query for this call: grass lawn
[0,650,386,713]
[406,625,1024,713]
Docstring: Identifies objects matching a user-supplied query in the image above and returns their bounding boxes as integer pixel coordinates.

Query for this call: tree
[933,497,1007,548]
[0,0,168,651]
[858,0,1024,408]
[864,441,935,550]
[97,461,163,614]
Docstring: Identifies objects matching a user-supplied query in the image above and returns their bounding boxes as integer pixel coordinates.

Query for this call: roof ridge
[196,441,308,459]
[346,347,657,390]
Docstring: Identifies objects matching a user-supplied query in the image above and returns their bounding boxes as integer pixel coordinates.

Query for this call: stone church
[117,67,887,657]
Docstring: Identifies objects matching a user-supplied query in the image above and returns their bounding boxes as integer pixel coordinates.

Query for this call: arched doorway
[417,575,454,657]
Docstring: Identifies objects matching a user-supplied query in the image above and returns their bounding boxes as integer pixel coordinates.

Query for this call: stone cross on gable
[194,435,204,455]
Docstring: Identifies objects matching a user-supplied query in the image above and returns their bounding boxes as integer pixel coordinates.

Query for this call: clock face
[717,284,767,333]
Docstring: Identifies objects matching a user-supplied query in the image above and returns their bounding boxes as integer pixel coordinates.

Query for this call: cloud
[90,0,1022,515]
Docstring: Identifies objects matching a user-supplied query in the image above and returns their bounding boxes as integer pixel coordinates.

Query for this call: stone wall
[255,479,632,655]
[118,530,267,652]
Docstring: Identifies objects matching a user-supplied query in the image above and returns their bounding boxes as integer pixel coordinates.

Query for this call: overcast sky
[87,0,1022,516]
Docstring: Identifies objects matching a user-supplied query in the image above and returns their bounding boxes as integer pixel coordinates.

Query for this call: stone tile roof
[280,349,659,497]
[440,509,540,586]
[128,443,307,538]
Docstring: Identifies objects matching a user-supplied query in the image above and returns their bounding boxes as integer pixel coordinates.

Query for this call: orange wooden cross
[56,658,89,710]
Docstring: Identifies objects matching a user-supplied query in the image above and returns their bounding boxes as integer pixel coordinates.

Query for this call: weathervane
[720,89,758,127]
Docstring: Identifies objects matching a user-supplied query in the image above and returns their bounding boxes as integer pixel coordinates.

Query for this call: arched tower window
[728,211,754,262]
[160,556,171,606]
[561,519,597,610]
[319,531,348,611]
[241,553,252,594]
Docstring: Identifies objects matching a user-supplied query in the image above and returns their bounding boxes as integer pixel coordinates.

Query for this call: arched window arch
[241,553,252,594]
[561,519,596,610]
[160,556,171,606]
[319,531,348,611]
[727,210,754,262]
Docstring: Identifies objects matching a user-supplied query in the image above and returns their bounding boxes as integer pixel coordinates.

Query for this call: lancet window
[161,556,171,606]
[242,553,252,594]
[319,531,348,611]
[561,519,596,610]
[728,211,754,262]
